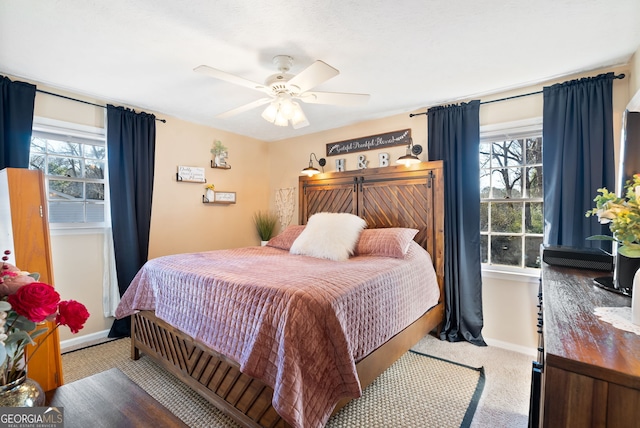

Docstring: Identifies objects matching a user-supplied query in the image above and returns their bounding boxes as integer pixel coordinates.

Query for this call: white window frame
[480,117,543,278]
[31,117,110,231]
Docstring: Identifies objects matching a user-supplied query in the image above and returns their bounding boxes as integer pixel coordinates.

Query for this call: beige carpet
[61,337,485,428]
[412,335,532,428]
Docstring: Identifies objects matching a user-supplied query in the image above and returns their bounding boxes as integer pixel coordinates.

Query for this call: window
[29,119,108,227]
[480,119,543,269]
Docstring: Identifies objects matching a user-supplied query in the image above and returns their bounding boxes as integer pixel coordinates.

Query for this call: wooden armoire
[0,167,63,391]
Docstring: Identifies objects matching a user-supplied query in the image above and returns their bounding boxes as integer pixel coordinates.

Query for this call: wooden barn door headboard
[298,161,445,290]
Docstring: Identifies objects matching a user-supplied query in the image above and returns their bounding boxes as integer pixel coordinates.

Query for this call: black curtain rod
[409,73,626,118]
[36,89,167,123]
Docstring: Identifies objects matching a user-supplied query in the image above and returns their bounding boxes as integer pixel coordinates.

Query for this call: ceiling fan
[194,55,370,129]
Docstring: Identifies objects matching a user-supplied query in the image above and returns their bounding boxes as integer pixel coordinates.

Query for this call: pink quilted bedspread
[115,242,439,428]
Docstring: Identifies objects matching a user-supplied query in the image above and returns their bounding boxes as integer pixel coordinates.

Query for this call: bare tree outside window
[480,135,543,268]
[29,131,106,225]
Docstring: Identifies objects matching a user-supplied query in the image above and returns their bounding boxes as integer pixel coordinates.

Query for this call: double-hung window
[479,118,543,270]
[29,119,108,228]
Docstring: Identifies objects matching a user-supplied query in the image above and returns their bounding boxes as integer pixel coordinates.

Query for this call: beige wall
[148,117,268,258]
[630,49,640,97]
[48,232,113,339]
[268,112,426,215]
[628,48,640,111]
[10,62,634,350]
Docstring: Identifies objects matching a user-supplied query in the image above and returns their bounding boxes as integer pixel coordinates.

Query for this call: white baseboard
[60,329,111,351]
[484,337,537,358]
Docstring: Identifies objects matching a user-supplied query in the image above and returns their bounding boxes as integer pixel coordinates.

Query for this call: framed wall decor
[177,166,206,183]
[213,191,236,204]
[326,129,411,157]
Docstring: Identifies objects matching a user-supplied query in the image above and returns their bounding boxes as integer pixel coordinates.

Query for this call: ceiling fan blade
[194,65,267,93]
[215,98,272,119]
[288,60,339,93]
[297,91,370,106]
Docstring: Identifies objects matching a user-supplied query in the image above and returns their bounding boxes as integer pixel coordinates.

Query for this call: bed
[115,161,445,428]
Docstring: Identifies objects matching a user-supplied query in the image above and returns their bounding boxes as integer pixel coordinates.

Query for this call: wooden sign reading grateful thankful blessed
[325,129,412,157]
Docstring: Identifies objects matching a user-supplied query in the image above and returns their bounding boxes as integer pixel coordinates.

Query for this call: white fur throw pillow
[290,213,367,261]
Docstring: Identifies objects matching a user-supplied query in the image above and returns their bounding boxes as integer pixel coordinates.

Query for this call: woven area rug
[62,338,485,428]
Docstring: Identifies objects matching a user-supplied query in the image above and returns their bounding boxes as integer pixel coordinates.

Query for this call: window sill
[49,226,108,236]
[481,265,540,284]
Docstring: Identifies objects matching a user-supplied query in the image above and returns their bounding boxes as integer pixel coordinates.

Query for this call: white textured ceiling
[1,1,639,142]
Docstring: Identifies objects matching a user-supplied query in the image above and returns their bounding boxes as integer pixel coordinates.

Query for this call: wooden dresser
[538,263,640,427]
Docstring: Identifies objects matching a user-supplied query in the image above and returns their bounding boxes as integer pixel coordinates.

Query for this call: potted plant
[586,173,640,324]
[211,140,228,167]
[253,211,278,245]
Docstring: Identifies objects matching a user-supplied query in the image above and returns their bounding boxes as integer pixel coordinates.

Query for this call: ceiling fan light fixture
[273,111,289,127]
[278,94,295,119]
[291,102,309,129]
[197,55,370,130]
[261,102,279,123]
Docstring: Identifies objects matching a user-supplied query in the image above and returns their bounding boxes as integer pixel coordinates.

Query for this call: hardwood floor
[46,368,187,428]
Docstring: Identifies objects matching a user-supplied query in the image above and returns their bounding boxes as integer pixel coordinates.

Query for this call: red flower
[56,300,90,334]
[7,282,60,323]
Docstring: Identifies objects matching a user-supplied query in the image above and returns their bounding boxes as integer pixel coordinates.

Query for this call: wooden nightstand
[45,368,187,428]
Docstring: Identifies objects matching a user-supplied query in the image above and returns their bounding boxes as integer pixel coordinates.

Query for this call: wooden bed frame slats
[132,312,287,428]
[130,161,445,428]
[304,183,355,216]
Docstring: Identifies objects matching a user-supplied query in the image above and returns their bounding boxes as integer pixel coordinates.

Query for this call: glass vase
[0,372,45,407]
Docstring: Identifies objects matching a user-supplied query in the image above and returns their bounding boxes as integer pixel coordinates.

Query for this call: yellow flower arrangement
[205,183,215,191]
[586,174,640,257]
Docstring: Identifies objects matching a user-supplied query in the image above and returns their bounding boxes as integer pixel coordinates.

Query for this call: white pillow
[290,213,367,261]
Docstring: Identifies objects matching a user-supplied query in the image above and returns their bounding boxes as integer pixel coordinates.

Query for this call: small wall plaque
[177,166,206,183]
[213,191,236,204]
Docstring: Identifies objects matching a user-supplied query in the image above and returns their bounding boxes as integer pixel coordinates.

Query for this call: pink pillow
[266,225,306,250]
[354,228,419,258]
